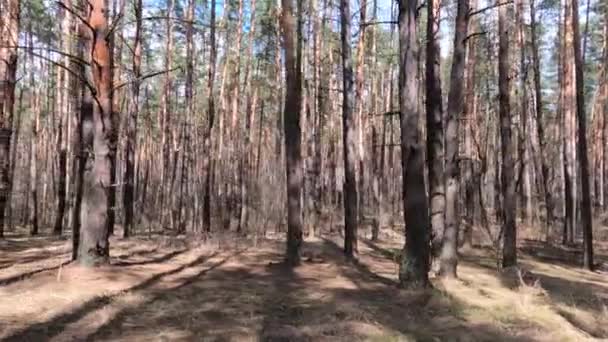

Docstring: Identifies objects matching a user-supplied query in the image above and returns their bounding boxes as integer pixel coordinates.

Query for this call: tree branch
[465,31,488,42]
[112,67,181,92]
[468,1,513,18]
[360,20,397,28]
[56,1,94,32]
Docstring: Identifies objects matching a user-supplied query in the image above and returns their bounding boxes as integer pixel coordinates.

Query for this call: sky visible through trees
[1,0,608,339]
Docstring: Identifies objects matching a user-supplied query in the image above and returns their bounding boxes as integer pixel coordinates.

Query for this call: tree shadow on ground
[1,251,226,341]
[2,238,564,341]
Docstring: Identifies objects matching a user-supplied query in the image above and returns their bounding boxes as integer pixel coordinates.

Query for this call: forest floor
[1,227,608,341]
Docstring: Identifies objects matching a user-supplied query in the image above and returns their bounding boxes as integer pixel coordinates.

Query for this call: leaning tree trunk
[78,0,114,266]
[498,1,517,268]
[398,0,431,289]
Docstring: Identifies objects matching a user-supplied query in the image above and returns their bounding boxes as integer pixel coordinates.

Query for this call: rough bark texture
[78,0,114,266]
[341,0,359,258]
[499,2,517,268]
[123,0,142,238]
[281,0,303,266]
[398,0,431,289]
[439,0,468,278]
[571,0,594,270]
[425,0,445,259]
[562,0,576,245]
[530,0,553,228]
[0,0,20,238]
[203,0,217,233]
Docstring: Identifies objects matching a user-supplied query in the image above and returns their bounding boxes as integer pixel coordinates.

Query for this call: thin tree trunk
[123,0,142,238]
[203,0,217,233]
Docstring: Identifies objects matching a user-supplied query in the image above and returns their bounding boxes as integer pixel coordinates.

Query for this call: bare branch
[112,67,181,93]
[465,31,488,42]
[360,20,397,28]
[0,45,89,66]
[468,1,513,18]
[56,1,94,32]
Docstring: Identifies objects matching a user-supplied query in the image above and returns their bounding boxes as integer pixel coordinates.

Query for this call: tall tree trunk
[281,0,303,266]
[54,0,72,235]
[439,0,469,278]
[426,0,445,259]
[571,0,593,269]
[78,0,114,266]
[398,0,431,288]
[160,0,174,228]
[563,0,576,245]
[341,0,359,258]
[499,1,517,268]
[355,0,367,222]
[28,26,39,236]
[530,0,553,229]
[203,0,217,233]
[0,0,20,238]
[123,0,142,238]
[238,0,258,234]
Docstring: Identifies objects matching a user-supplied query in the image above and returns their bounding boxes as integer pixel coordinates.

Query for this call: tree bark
[425,0,445,259]
[439,0,469,278]
[530,0,553,229]
[203,0,217,233]
[0,0,20,238]
[499,1,517,268]
[78,0,114,266]
[341,0,359,258]
[571,0,594,270]
[398,0,431,289]
[281,0,303,266]
[123,0,142,238]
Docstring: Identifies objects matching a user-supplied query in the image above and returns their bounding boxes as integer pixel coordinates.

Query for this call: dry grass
[1,226,608,341]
